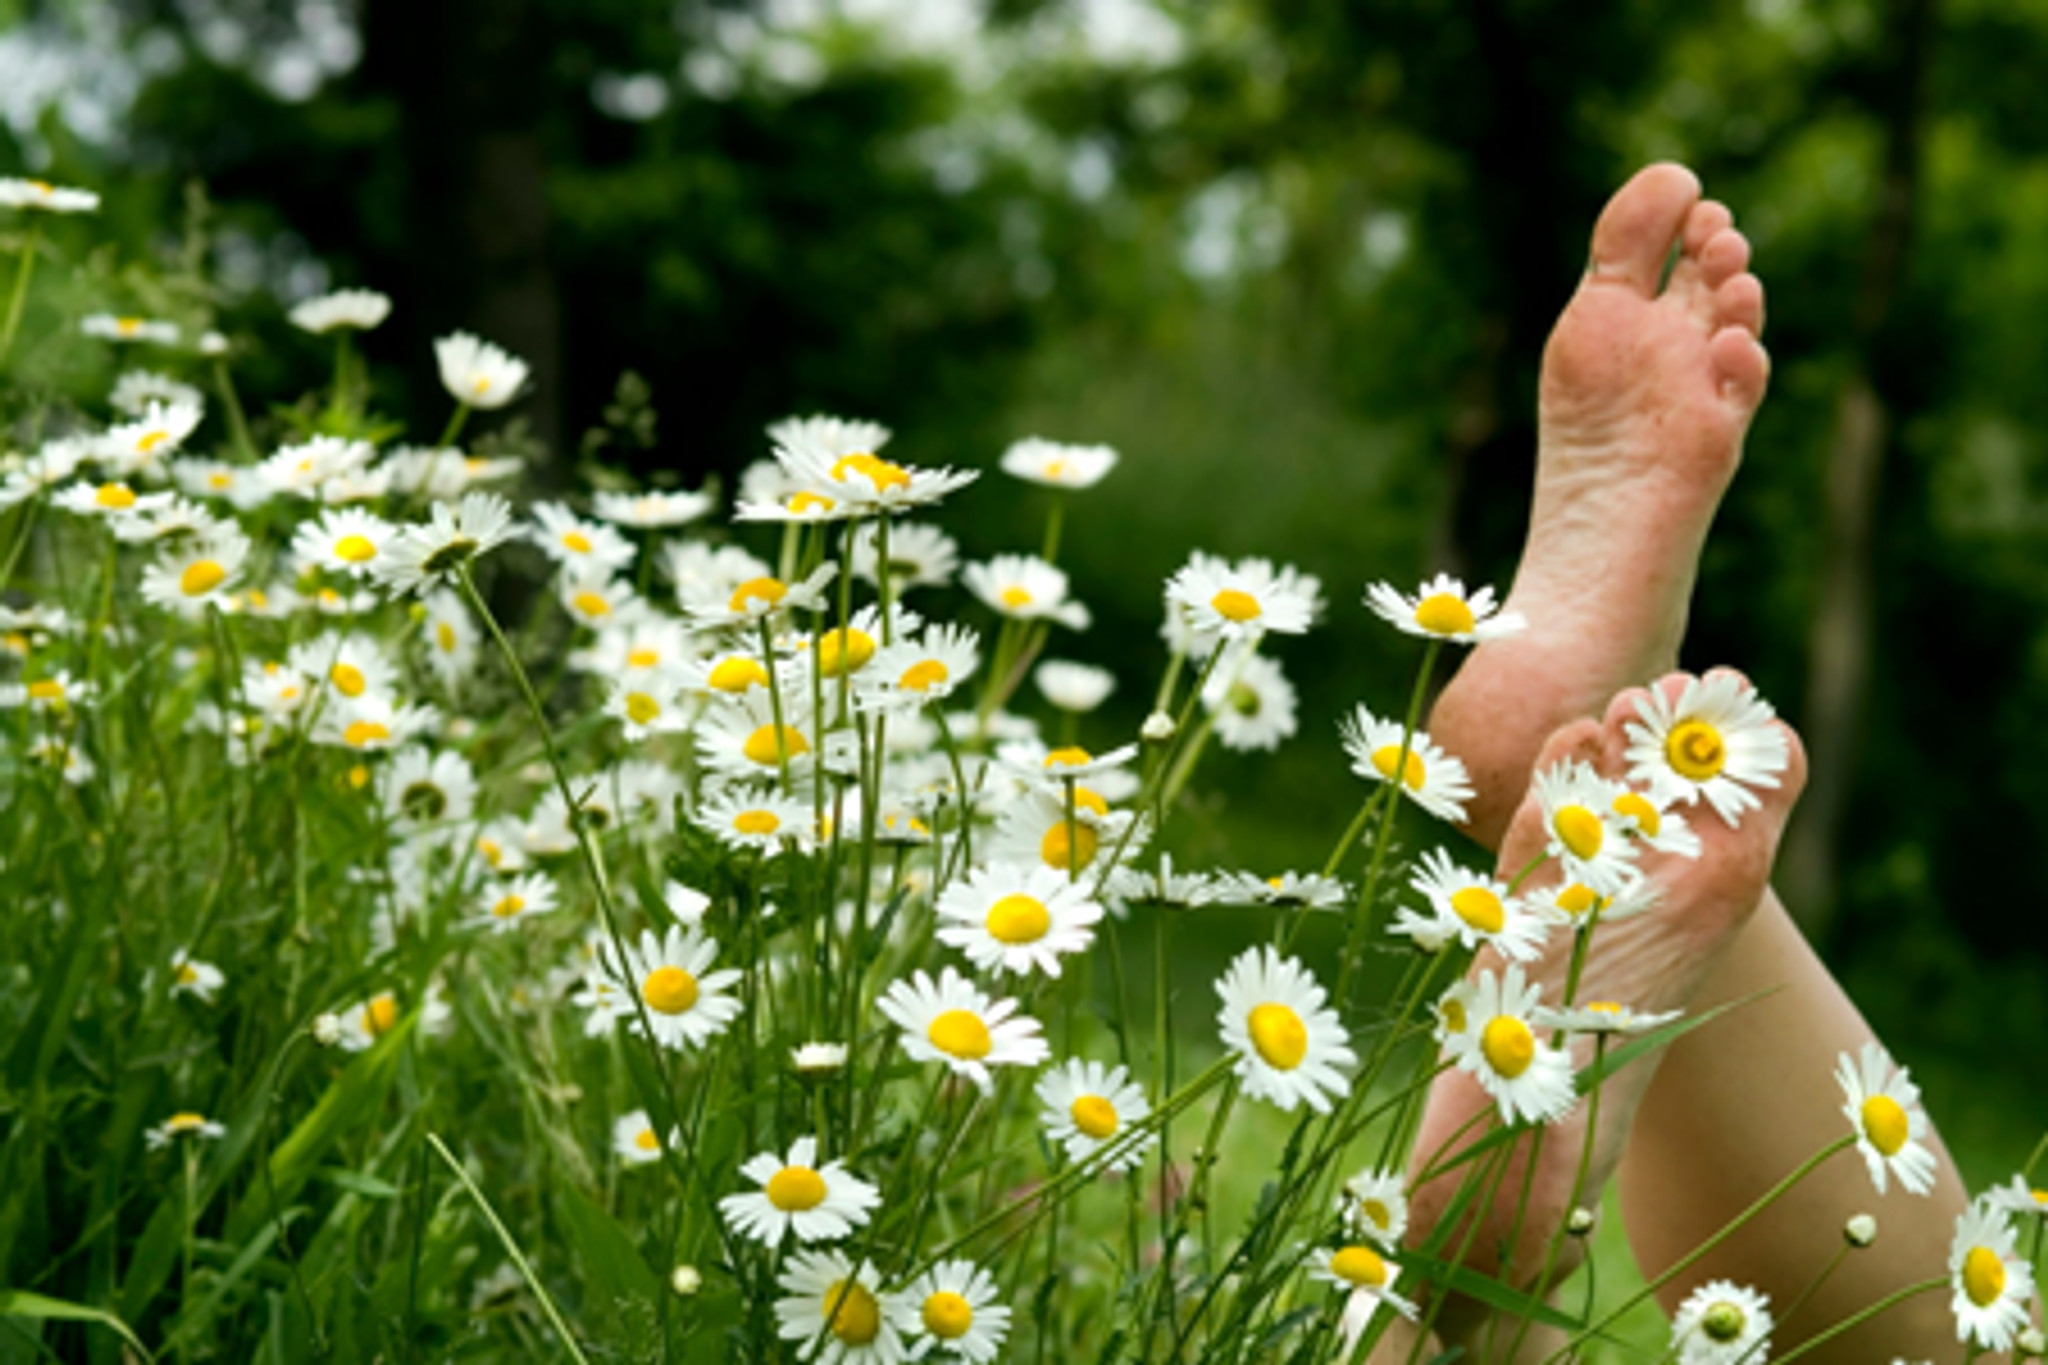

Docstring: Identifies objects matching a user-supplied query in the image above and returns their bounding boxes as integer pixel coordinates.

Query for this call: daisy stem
[1735,1242,1849,1365]
[1396,1136,1519,1365]
[1497,1036,1608,1365]
[931,709,974,885]
[1040,493,1065,565]
[179,1145,197,1365]
[1538,1134,1859,1365]
[0,489,43,597]
[425,1132,595,1365]
[1088,648,1224,900]
[1503,850,1550,894]
[874,514,895,643]
[756,618,796,796]
[1761,1275,1948,1365]
[0,222,40,368]
[1558,904,1605,1010]
[435,402,470,452]
[1319,794,1382,883]
[211,358,258,463]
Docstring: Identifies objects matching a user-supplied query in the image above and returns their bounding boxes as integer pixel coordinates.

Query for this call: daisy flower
[1609,786,1703,859]
[109,495,222,545]
[290,635,399,703]
[1949,1198,2035,1351]
[1532,759,1640,897]
[612,1110,666,1166]
[381,746,478,837]
[529,501,637,575]
[1203,650,1298,752]
[962,554,1090,631]
[0,177,99,212]
[100,399,203,474]
[1532,1000,1682,1036]
[721,1136,882,1245]
[862,625,980,710]
[1536,873,1661,928]
[472,872,560,933]
[53,480,173,521]
[694,786,814,854]
[679,562,836,630]
[1456,966,1577,1126]
[1216,947,1355,1114]
[1432,979,1480,1061]
[28,737,94,784]
[605,667,688,741]
[850,520,959,593]
[1219,869,1351,910]
[877,967,1049,1092]
[793,1042,851,1076]
[83,314,178,345]
[695,692,820,782]
[1623,673,1791,827]
[0,669,94,713]
[111,370,204,416]
[678,647,781,699]
[592,488,715,529]
[987,786,1141,879]
[1166,554,1317,641]
[1005,740,1141,790]
[811,604,917,681]
[1339,706,1475,824]
[1033,659,1115,713]
[372,493,518,596]
[322,992,409,1051]
[289,288,392,334]
[774,1249,915,1365]
[602,925,743,1052]
[999,436,1119,490]
[772,434,978,513]
[138,527,250,617]
[257,435,374,499]
[906,1259,1010,1362]
[145,1112,226,1149]
[169,950,225,1004]
[935,863,1104,978]
[313,694,438,753]
[768,412,892,455]
[292,506,398,579]
[435,331,529,409]
[1035,1058,1153,1170]
[1984,1174,2048,1221]
[1105,853,1227,909]
[420,589,480,689]
[1831,1042,1939,1197]
[1670,1280,1772,1365]
[1341,1168,1409,1246]
[1364,573,1525,644]
[1305,1244,1418,1352]
[1393,848,1550,962]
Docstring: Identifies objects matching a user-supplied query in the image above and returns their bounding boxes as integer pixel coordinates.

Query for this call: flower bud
[1843,1213,1877,1248]
[671,1265,702,1297]
[1141,711,1176,743]
[1565,1206,1595,1237]
[2017,1326,2045,1359]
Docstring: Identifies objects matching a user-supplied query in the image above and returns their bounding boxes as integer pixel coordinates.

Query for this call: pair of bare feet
[1401,164,1809,1317]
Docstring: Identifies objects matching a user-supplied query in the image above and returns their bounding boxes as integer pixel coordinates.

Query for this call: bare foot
[1432,163,1771,847]
[1404,673,1806,1312]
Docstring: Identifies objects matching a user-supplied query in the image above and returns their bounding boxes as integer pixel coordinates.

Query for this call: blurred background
[5,0,2044,1174]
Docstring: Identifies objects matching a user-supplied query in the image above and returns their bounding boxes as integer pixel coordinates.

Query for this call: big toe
[1587,162,1702,297]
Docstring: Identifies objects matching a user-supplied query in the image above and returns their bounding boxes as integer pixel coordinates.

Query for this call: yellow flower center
[1962,1246,2006,1307]
[331,662,367,697]
[708,658,770,692]
[1329,1245,1389,1289]
[1247,1003,1308,1070]
[1553,805,1604,860]
[1665,719,1726,781]
[175,962,200,985]
[1361,1198,1393,1232]
[626,648,659,668]
[1412,592,1476,636]
[208,472,233,489]
[1211,588,1261,622]
[117,317,143,335]
[634,1128,659,1152]
[472,375,492,396]
[138,430,170,455]
[180,560,227,597]
[817,627,876,677]
[26,179,51,193]
[899,659,949,692]
[625,692,661,725]
[733,810,781,836]
[1044,746,1092,769]
[742,724,809,767]
[1480,1016,1535,1080]
[571,590,611,619]
[1448,887,1506,934]
[642,966,700,1016]
[1612,791,1661,837]
[1439,998,1468,1034]
[27,678,64,702]
[165,1112,209,1135]
[788,491,835,514]
[561,530,592,554]
[822,1281,881,1346]
[96,483,137,509]
[427,622,455,654]
[1369,744,1426,791]
[492,894,526,919]
[728,576,787,613]
[363,994,398,1036]
[1039,821,1099,872]
[334,534,377,563]
[478,837,504,868]
[928,1009,992,1060]
[765,1165,828,1212]
[985,893,1052,944]
[999,585,1032,609]
[922,1291,974,1339]
[343,720,390,747]
[1555,884,1599,917]
[1070,1094,1120,1140]
[347,763,371,789]
[1859,1095,1910,1156]
[830,451,911,492]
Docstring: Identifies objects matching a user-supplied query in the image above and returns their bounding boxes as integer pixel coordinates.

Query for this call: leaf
[554,1184,663,1359]
[0,1291,157,1365]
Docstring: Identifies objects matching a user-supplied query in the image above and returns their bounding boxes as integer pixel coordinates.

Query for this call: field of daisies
[3,175,2045,1365]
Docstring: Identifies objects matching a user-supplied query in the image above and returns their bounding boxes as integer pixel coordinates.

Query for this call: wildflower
[1983,1174,2048,1221]
[1203,651,1298,752]
[1216,946,1355,1114]
[83,314,179,345]
[420,590,480,689]
[679,562,835,630]
[1391,849,1549,962]
[145,1112,226,1149]
[671,1266,703,1296]
[592,488,716,529]
[289,288,392,334]
[472,872,560,933]
[138,527,250,617]
[774,1249,914,1365]
[0,177,100,212]
[962,554,1090,630]
[695,693,820,782]
[1532,759,1640,896]
[1537,873,1661,927]
[1034,659,1115,713]
[906,1259,1011,1362]
[850,520,959,593]
[530,501,637,575]
[1609,785,1703,859]
[1670,1280,1772,1365]
[1364,573,1526,644]
[1532,1000,1682,1036]
[1341,1168,1409,1246]
[1844,1214,1878,1247]
[1305,1244,1418,1352]
[293,506,398,579]
[1005,740,1140,790]
[1949,1197,2035,1351]
[110,495,222,545]
[602,926,743,1051]
[1338,706,1475,824]
[100,399,203,474]
[291,635,400,703]
[792,1042,850,1076]
[1835,1042,1938,1197]
[999,436,1119,490]
[52,479,173,522]
[721,1136,882,1245]
[313,694,438,753]
[169,950,225,1004]
[1219,870,1351,910]
[435,331,530,409]
[987,787,1142,878]
[0,669,94,713]
[1106,853,1227,909]
[1166,555,1317,641]
[28,736,94,784]
[605,667,688,741]
[324,989,439,1051]
[111,371,204,417]
[694,786,813,854]
[1623,672,1790,827]
[936,863,1104,979]
[1455,966,1576,1126]
[372,493,518,596]
[257,435,375,499]
[613,1110,666,1166]
[772,431,977,513]
[768,412,892,456]
[878,967,1049,1091]
[861,625,980,710]
[1036,1058,1154,1170]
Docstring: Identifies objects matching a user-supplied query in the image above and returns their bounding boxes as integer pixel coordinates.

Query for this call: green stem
[212,358,257,463]
[1765,1276,1948,1365]
[435,402,471,451]
[0,221,41,368]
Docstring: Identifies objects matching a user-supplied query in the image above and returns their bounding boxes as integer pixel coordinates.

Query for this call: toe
[1713,272,1766,337]
[1667,200,1735,299]
[1587,162,1702,297]
[1709,326,1771,409]
[1699,227,1752,288]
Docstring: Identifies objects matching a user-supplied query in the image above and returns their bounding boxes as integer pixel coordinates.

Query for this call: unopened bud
[671,1265,702,1297]
[2017,1326,2044,1358]
[1140,711,1176,743]
[1565,1206,1595,1237]
[1843,1213,1877,1248]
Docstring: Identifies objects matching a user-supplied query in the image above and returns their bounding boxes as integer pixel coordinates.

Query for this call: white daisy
[1623,673,1791,826]
[962,554,1090,631]
[1105,853,1227,909]
[0,669,94,713]
[1532,1000,1683,1036]
[768,413,892,456]
[312,694,438,753]
[1532,759,1640,897]
[1033,659,1115,713]
[679,562,836,630]
[1217,870,1351,910]
[1455,965,1576,1126]
[289,635,400,704]
[695,692,820,783]
[1340,1168,1409,1246]
[111,370,204,417]
[108,495,222,545]
[529,501,637,574]
[380,746,478,839]
[877,967,1049,1092]
[100,399,203,474]
[292,506,398,579]
[861,624,980,711]
[591,488,716,529]
[792,1042,850,1076]
[601,926,744,1051]
[612,1110,666,1166]
[52,479,173,521]
[1203,650,1298,752]
[1392,848,1550,962]
[1338,706,1475,824]
[138,527,250,617]
[435,331,529,409]
[420,589,480,690]
[1215,946,1355,1114]
[1305,1243,1418,1352]
[694,786,814,853]
[166,461,260,511]
[372,493,518,596]
[774,1249,915,1365]
[145,1112,226,1149]
[1670,1280,1772,1365]
[986,786,1141,879]
[1609,786,1704,859]
[1432,979,1480,1062]
[1949,1198,2035,1351]
[935,862,1104,978]
[0,177,100,212]
[1167,555,1318,642]
[1536,873,1661,928]
[906,1259,1010,1362]
[82,314,178,345]
[605,667,688,741]
[999,436,1119,490]
[1035,1058,1153,1170]
[472,872,560,933]
[773,433,978,513]
[1983,1174,2048,1222]
[1364,574,1526,644]
[850,520,959,593]
[169,950,225,1004]
[289,288,392,334]
[257,435,374,499]
[720,1136,882,1245]
[1834,1042,1939,1197]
